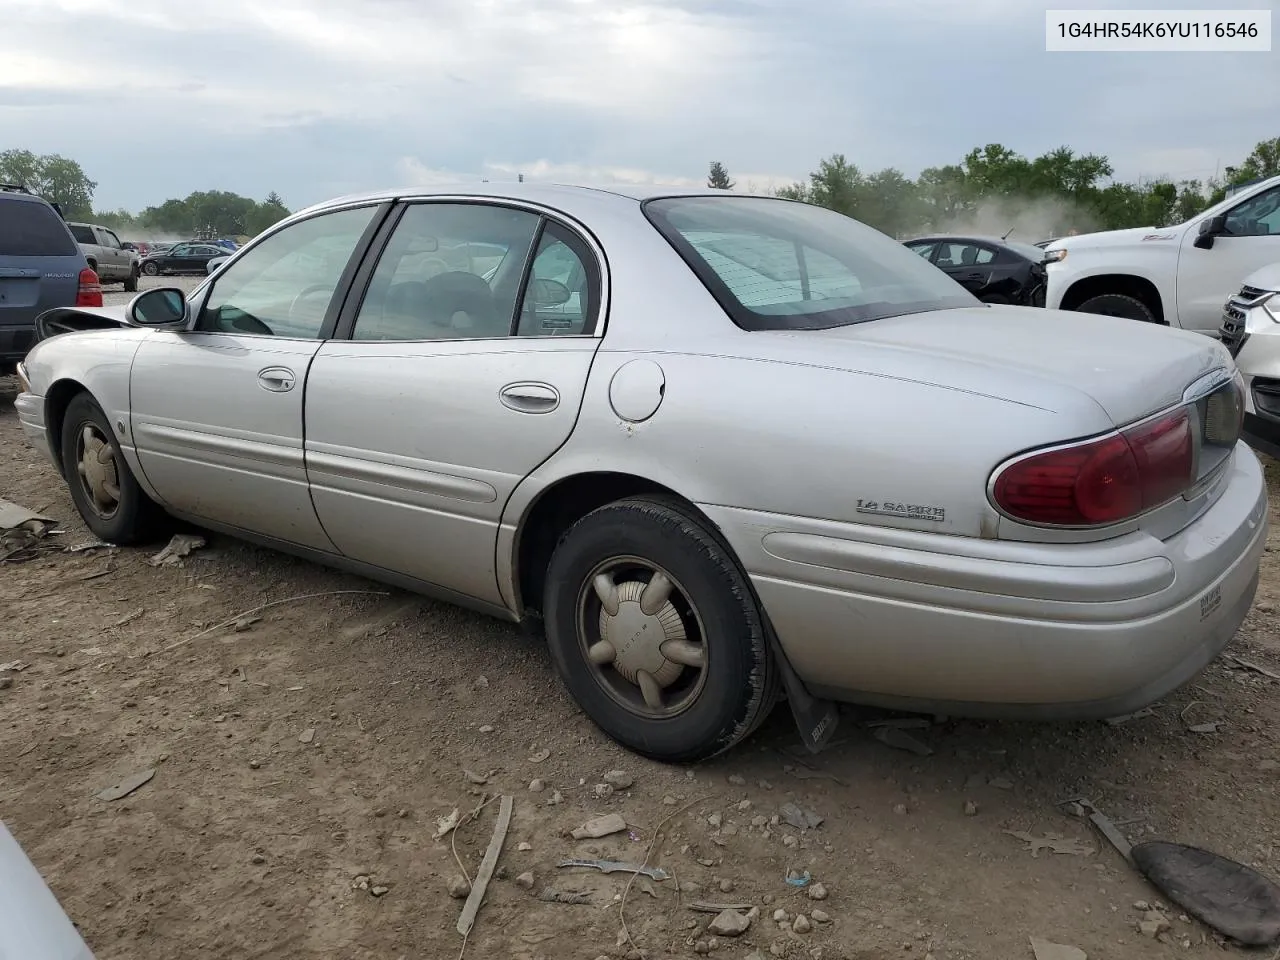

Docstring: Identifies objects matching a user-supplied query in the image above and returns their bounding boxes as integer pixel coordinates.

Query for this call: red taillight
[992,408,1194,527]
[76,267,103,307]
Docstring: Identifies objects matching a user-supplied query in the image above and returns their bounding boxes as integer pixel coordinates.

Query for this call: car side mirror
[126,288,189,328]
[1195,214,1228,249]
[529,278,571,306]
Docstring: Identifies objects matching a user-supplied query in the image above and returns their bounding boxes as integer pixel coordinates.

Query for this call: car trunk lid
[815,304,1230,427]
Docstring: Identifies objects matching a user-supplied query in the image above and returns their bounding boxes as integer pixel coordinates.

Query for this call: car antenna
[1001,226,1014,240]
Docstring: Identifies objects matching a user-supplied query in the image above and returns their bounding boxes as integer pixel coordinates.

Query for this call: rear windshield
[0,200,80,257]
[643,196,978,330]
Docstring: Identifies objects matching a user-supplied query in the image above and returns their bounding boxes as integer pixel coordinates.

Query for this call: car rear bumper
[701,444,1268,719]
[0,324,35,363]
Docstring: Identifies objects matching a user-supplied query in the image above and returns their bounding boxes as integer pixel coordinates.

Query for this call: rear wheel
[61,393,165,544]
[1075,293,1157,323]
[543,496,780,762]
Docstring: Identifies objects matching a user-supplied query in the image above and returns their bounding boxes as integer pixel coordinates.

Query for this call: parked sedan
[905,234,1050,306]
[138,242,230,276]
[14,185,1266,762]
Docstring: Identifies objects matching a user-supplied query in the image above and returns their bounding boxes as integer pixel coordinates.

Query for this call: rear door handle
[257,366,296,392]
[500,381,560,414]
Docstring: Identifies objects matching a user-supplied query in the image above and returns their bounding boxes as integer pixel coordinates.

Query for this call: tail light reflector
[76,267,103,307]
[992,408,1194,527]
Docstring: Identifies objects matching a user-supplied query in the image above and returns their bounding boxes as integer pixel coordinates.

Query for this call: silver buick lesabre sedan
[14,184,1268,761]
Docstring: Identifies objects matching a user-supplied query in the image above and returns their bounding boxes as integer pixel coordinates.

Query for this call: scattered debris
[478,724,495,734]
[557,858,670,881]
[792,914,812,934]
[806,882,828,901]
[463,768,493,785]
[529,779,545,793]
[727,774,746,786]
[0,660,30,673]
[872,725,933,756]
[547,790,563,806]
[456,794,513,936]
[537,888,591,905]
[1030,937,1087,960]
[232,615,261,633]
[989,777,1014,790]
[781,764,847,786]
[515,871,535,890]
[1225,654,1280,681]
[447,875,471,899]
[528,748,550,764]
[689,901,753,914]
[594,783,614,799]
[785,869,811,887]
[603,770,633,789]
[963,800,979,816]
[111,609,144,628]
[779,803,823,831]
[892,803,909,816]
[811,909,831,924]
[707,908,752,937]
[370,885,389,897]
[1103,708,1155,726]
[147,533,206,567]
[298,728,316,744]
[570,814,628,840]
[95,768,156,802]
[1005,831,1094,858]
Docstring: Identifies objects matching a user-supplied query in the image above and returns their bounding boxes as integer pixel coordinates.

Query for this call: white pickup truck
[66,222,140,292]
[1045,174,1280,335]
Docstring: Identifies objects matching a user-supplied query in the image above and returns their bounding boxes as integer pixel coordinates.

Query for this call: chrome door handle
[257,366,296,392]
[500,381,560,414]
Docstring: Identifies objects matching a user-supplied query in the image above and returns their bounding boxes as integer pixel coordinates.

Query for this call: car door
[128,203,386,550]
[1177,184,1280,333]
[304,200,604,606]
[95,227,127,278]
[933,241,996,296]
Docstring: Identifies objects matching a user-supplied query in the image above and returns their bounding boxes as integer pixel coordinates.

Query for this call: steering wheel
[289,284,334,320]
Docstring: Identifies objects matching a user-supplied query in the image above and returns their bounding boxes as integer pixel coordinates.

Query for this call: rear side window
[69,225,96,244]
[644,196,977,331]
[0,200,80,257]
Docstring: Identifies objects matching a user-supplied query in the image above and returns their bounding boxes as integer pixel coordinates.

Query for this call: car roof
[906,234,1015,246]
[297,182,779,217]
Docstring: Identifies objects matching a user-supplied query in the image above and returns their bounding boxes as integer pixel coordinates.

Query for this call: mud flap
[768,631,839,754]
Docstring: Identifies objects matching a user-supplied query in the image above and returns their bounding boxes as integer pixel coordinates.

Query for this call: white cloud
[396,157,801,194]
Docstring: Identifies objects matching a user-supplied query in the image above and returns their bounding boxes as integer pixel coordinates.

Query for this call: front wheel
[61,393,165,544]
[1075,293,1157,323]
[141,262,159,276]
[124,268,139,293]
[543,496,780,762]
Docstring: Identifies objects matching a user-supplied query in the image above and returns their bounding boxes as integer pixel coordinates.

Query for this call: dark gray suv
[0,184,101,374]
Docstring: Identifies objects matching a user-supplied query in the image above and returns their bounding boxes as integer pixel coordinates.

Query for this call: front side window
[352,202,540,341]
[196,205,377,338]
[645,197,977,331]
[1225,186,1280,237]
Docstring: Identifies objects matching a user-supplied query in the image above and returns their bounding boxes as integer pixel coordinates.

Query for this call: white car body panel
[0,822,96,960]
[1046,175,1280,334]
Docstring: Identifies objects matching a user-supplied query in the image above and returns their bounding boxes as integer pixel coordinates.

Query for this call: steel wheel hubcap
[75,423,120,519]
[577,557,708,718]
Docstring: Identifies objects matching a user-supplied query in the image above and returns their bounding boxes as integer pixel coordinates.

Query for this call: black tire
[1075,293,1158,323]
[61,393,165,544]
[142,262,159,276]
[124,268,139,293]
[544,496,780,762]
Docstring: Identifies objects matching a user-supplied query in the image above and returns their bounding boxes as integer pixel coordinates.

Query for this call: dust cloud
[930,196,1102,245]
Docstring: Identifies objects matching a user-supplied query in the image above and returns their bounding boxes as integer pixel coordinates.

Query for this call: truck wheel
[124,268,139,293]
[543,496,780,762]
[1075,293,1157,324]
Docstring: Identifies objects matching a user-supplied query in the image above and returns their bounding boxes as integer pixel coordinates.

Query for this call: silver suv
[66,222,139,291]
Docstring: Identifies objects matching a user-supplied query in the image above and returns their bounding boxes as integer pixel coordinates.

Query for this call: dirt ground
[5,294,1280,959]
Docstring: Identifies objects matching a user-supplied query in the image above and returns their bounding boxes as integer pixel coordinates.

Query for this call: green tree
[0,149,97,219]
[707,161,735,190]
[244,192,291,236]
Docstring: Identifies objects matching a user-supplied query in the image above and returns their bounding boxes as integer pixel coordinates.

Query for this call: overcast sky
[1,0,1276,212]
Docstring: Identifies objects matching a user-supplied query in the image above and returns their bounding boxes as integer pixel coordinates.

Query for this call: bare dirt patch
[5,370,1280,960]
